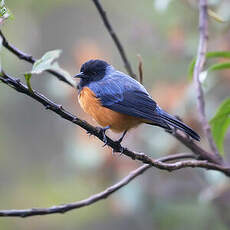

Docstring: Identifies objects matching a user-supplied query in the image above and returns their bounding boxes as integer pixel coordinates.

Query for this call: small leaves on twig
[23,50,75,93]
[208,9,225,23]
[24,73,33,93]
[0,30,75,87]
[188,51,230,80]
[32,50,62,74]
[31,49,75,86]
[0,0,13,25]
[208,62,230,72]
[210,98,230,155]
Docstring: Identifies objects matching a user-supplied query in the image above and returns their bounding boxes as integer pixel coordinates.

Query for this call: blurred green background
[1,0,230,229]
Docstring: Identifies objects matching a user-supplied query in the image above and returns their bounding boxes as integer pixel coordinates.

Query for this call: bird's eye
[86,70,96,75]
[84,70,90,74]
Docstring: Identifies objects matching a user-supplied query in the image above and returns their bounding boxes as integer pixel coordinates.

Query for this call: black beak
[73,72,85,79]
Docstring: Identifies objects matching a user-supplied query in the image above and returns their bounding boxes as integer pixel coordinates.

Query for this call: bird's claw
[166,127,176,135]
[95,126,110,147]
[112,147,124,156]
[86,130,93,137]
[112,140,125,156]
[102,136,108,147]
[102,132,108,145]
[171,127,177,135]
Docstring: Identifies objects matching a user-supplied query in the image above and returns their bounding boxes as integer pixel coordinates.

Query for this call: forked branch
[193,0,221,162]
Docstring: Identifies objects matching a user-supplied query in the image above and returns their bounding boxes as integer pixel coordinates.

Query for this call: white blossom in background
[153,0,172,12]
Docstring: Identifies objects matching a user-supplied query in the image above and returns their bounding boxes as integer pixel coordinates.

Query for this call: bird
[74,59,200,145]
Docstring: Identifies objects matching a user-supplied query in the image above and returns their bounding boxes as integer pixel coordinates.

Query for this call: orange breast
[78,87,142,133]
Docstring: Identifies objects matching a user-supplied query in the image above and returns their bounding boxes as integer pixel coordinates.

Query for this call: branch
[91,0,136,78]
[1,72,230,177]
[0,30,74,87]
[172,130,221,164]
[0,29,223,165]
[0,153,195,218]
[1,26,221,164]
[193,0,221,161]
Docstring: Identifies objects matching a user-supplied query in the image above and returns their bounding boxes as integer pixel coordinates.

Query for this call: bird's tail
[153,106,200,141]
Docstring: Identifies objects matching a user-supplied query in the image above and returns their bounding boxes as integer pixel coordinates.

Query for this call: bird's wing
[89,71,161,123]
[104,90,158,121]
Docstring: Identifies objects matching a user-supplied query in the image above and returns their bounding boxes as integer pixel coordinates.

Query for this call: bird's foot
[112,139,126,156]
[166,127,176,135]
[112,145,125,156]
[95,126,110,146]
[86,130,94,137]
[117,130,127,145]
[111,130,127,155]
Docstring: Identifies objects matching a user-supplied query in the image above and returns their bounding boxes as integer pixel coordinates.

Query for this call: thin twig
[0,30,74,87]
[0,153,196,218]
[0,165,150,217]
[193,0,221,161]
[172,130,221,164]
[137,54,143,84]
[157,152,195,162]
[1,72,230,177]
[91,0,136,78]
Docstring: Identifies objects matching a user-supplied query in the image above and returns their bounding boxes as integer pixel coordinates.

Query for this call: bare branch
[158,152,195,162]
[0,153,195,218]
[0,165,150,217]
[193,0,221,161]
[91,0,136,78]
[172,130,221,164]
[0,30,74,87]
[0,72,230,177]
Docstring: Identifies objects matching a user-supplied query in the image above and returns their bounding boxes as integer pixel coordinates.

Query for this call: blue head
[74,59,110,89]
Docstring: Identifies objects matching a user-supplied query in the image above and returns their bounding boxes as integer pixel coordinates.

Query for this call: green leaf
[208,9,225,23]
[206,51,230,59]
[0,0,13,23]
[50,62,73,81]
[24,73,33,93]
[188,59,196,80]
[188,51,230,79]
[208,62,230,72]
[210,98,230,155]
[31,49,74,85]
[31,50,62,74]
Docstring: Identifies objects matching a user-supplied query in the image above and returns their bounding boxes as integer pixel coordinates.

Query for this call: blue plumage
[75,59,200,141]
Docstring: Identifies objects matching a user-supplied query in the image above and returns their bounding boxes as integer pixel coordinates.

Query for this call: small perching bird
[74,59,200,144]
